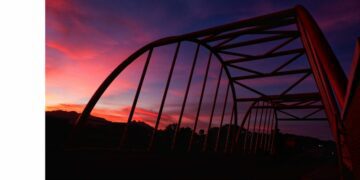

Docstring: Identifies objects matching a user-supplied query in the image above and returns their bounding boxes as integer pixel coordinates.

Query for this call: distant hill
[46,110,336,155]
[46,110,153,149]
[46,110,114,126]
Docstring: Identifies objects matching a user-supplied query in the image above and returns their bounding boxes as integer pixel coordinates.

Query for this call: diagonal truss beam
[232,68,310,81]
[236,92,321,102]
[225,48,305,64]
[216,32,299,50]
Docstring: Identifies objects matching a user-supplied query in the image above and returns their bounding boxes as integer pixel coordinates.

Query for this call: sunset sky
[46,0,360,140]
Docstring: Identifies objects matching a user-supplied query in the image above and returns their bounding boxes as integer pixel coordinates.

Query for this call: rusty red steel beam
[343,38,360,179]
[295,5,347,108]
[296,5,349,173]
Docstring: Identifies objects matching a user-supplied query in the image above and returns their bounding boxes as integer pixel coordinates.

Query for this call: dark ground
[47,149,339,180]
[46,110,340,179]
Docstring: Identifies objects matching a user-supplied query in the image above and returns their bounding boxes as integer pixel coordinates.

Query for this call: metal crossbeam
[232,69,310,81]
[236,92,321,102]
[278,118,327,121]
[216,33,299,50]
[253,105,323,109]
[225,48,305,63]
[203,18,297,42]
[71,6,356,177]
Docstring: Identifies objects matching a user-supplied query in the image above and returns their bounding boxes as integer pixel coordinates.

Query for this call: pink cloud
[47,40,104,60]
[46,0,154,62]
[169,89,184,97]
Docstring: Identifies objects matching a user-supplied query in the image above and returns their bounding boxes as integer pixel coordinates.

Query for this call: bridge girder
[70,5,360,177]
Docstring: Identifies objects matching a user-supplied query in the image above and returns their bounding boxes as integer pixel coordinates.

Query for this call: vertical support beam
[148,42,181,151]
[188,52,213,152]
[265,105,274,151]
[265,108,274,152]
[171,44,200,151]
[233,97,239,127]
[215,83,230,152]
[269,109,278,153]
[224,105,235,153]
[249,101,260,154]
[231,101,257,153]
[254,101,265,154]
[203,67,224,151]
[261,102,271,149]
[259,102,269,150]
[120,48,153,147]
[243,108,252,153]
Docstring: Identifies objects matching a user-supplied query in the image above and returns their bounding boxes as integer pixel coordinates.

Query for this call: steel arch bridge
[70,5,360,177]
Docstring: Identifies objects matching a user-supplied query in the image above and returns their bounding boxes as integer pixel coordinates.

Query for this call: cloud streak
[46,0,357,141]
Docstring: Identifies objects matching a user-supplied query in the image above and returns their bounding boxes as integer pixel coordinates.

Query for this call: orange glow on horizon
[46,104,176,129]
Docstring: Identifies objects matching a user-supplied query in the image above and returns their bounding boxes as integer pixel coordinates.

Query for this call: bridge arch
[69,5,360,175]
[74,39,240,151]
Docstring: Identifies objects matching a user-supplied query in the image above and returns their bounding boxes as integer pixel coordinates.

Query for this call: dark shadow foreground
[47,149,339,179]
[46,111,339,179]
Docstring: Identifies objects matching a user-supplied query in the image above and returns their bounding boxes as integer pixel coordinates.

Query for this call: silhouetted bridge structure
[69,5,360,178]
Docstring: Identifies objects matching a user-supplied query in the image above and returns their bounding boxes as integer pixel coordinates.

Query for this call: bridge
[68,5,360,179]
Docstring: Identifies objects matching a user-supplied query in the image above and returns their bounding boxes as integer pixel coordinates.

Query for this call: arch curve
[74,38,238,128]
[68,6,357,175]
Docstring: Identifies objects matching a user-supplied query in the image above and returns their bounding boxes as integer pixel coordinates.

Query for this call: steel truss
[70,5,360,178]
